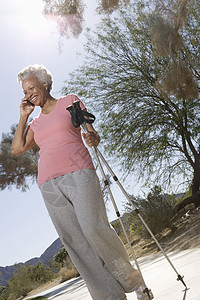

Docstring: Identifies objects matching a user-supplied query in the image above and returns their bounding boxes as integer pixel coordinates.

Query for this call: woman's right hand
[12,98,36,156]
[20,97,35,118]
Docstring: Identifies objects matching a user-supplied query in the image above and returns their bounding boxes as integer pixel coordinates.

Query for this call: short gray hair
[17,64,53,91]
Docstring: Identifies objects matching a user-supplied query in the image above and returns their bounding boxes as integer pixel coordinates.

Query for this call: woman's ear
[43,83,48,91]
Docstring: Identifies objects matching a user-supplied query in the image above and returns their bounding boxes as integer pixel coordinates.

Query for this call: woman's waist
[39,142,86,155]
[39,143,91,165]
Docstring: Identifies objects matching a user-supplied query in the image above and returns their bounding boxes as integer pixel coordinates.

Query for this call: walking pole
[66,101,188,293]
[94,147,188,288]
[66,102,153,299]
[84,125,154,299]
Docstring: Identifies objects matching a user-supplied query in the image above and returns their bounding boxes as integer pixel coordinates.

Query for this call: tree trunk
[175,160,200,212]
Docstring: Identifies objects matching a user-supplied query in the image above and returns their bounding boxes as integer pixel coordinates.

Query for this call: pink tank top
[29,94,95,186]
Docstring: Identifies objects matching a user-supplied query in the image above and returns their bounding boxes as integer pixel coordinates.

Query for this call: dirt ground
[131,207,200,258]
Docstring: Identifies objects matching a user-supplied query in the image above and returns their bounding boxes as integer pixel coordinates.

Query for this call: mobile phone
[26,99,35,107]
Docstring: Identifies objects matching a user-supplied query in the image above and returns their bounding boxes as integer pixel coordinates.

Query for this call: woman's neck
[41,96,57,114]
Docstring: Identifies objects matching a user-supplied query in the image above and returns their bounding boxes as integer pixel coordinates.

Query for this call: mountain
[0,238,62,287]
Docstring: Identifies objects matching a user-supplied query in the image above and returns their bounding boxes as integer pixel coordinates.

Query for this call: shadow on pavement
[43,277,86,299]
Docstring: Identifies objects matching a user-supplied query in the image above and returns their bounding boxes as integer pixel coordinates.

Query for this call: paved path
[27,248,200,300]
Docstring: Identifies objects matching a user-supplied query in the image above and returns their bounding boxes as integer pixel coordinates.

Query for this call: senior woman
[12,64,148,300]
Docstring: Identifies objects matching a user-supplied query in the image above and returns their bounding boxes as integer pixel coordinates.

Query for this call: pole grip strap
[66,101,95,128]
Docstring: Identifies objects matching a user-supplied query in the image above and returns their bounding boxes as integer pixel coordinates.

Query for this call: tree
[42,0,131,40]
[43,0,85,40]
[0,124,39,191]
[30,262,53,283]
[63,0,200,197]
[54,246,69,268]
[54,246,77,271]
[8,264,34,298]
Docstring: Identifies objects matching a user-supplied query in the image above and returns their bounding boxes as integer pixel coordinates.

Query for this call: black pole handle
[66,101,95,128]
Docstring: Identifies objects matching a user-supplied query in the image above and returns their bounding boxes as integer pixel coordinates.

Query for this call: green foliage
[7,262,54,299]
[29,262,53,283]
[7,264,34,299]
[54,246,77,276]
[43,0,85,40]
[54,247,69,268]
[125,186,175,237]
[0,285,9,300]
[64,0,200,192]
[53,246,79,282]
[0,124,39,191]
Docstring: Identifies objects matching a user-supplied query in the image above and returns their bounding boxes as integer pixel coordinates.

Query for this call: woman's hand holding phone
[20,97,35,118]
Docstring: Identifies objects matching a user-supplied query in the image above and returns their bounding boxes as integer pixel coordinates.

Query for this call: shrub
[0,285,9,300]
[59,267,79,282]
[125,186,175,238]
[7,262,54,299]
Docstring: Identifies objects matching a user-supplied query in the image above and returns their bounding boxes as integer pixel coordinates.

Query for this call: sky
[0,0,143,268]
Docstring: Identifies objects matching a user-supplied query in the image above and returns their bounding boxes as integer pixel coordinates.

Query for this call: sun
[16,0,56,35]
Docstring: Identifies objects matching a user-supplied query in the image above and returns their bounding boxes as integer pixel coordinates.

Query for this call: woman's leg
[40,176,126,300]
[62,169,143,294]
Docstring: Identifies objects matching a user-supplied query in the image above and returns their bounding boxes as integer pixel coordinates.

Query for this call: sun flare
[15,0,56,35]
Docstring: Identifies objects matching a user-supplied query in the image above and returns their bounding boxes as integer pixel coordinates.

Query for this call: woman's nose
[27,91,33,99]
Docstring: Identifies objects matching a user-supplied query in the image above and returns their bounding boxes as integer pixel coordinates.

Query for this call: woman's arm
[12,120,35,155]
[12,98,36,156]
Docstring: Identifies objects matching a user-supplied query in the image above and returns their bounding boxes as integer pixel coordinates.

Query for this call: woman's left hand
[82,131,100,148]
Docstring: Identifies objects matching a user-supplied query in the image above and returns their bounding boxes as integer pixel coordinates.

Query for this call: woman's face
[22,76,49,107]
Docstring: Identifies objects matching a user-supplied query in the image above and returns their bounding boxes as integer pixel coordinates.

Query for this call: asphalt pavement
[26,248,200,300]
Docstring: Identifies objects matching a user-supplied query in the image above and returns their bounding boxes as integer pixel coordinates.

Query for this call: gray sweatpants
[40,169,142,300]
